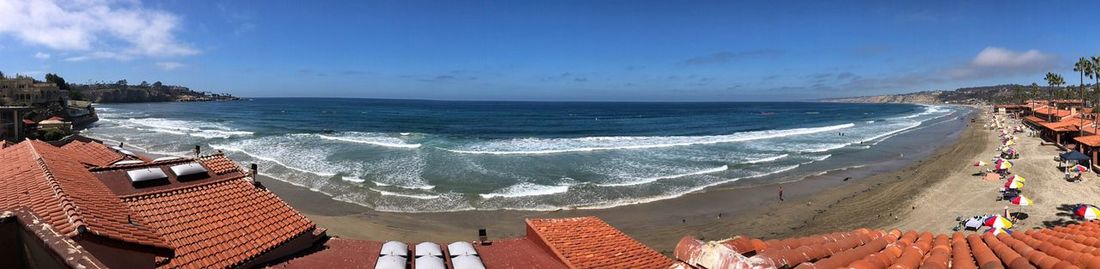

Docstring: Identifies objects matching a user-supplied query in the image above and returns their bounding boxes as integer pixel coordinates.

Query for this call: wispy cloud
[33,52,50,59]
[945,47,1057,79]
[0,0,198,61]
[681,49,785,65]
[156,61,185,70]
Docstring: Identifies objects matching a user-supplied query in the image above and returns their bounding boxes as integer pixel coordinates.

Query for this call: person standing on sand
[778,185,784,202]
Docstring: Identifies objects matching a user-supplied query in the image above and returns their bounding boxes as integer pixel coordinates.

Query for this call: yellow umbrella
[1006,175,1025,182]
[994,161,1013,170]
[1010,195,1032,206]
[1005,180,1024,189]
[1004,140,1016,146]
[984,215,1014,229]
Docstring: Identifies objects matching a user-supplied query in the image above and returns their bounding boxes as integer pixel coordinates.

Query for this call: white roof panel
[373,255,405,269]
[170,162,208,177]
[415,242,443,257]
[380,241,408,257]
[414,256,446,269]
[126,168,167,183]
[447,241,478,257]
[451,255,486,269]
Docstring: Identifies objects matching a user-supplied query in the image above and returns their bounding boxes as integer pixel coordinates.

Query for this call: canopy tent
[1061,151,1090,162]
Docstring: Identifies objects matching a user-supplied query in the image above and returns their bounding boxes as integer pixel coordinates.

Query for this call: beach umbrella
[1073,165,1090,173]
[1076,205,1100,220]
[1006,175,1026,182]
[1010,195,1033,206]
[1004,140,1016,146]
[985,227,1012,236]
[1004,180,1024,189]
[995,161,1013,170]
[984,215,1014,229]
[974,160,987,167]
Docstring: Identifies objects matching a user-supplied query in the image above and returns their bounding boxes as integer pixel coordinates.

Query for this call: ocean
[84,99,970,212]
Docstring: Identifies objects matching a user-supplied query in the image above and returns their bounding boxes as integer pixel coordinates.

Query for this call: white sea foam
[341,176,365,183]
[317,132,421,148]
[209,144,338,177]
[596,165,729,187]
[479,183,571,199]
[443,123,856,155]
[744,154,789,164]
[576,164,802,210]
[369,188,441,200]
[122,118,253,138]
[371,181,435,190]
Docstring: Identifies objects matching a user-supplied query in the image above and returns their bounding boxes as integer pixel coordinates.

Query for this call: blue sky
[1,0,1098,101]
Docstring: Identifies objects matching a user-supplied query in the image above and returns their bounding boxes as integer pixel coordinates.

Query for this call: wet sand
[263,107,989,255]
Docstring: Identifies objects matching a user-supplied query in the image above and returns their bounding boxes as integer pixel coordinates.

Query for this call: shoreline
[262,108,982,254]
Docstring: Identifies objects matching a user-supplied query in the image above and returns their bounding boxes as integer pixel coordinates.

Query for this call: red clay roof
[676,221,1100,269]
[526,216,674,269]
[60,140,126,167]
[268,238,381,269]
[122,177,316,268]
[0,140,170,250]
[1076,135,1100,147]
[200,154,242,175]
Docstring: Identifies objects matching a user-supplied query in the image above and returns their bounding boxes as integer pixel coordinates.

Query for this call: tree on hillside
[44,73,70,90]
[153,81,163,89]
[1045,72,1065,122]
[0,70,5,79]
[116,79,128,86]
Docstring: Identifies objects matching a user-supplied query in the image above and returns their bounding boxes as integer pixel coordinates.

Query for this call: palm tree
[1076,58,1092,135]
[1046,72,1065,122]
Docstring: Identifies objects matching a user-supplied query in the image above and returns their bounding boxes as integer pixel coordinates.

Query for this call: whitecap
[317,132,421,148]
[596,165,729,187]
[369,188,441,200]
[479,183,570,199]
[443,123,856,155]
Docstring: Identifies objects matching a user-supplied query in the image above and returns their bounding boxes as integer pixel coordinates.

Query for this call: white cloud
[156,61,184,70]
[970,47,1055,68]
[946,47,1057,79]
[33,52,50,59]
[0,0,198,61]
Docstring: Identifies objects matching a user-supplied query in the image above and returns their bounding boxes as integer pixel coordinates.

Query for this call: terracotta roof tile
[199,154,243,175]
[0,140,169,250]
[59,140,125,167]
[526,216,673,269]
[122,177,316,268]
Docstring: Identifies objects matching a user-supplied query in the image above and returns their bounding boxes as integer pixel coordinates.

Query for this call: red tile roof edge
[24,140,173,251]
[2,208,112,269]
[525,218,574,268]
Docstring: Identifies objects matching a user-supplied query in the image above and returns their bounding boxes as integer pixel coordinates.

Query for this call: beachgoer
[778,186,784,202]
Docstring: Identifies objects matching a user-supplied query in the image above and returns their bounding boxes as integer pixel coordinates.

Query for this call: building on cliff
[0,77,67,107]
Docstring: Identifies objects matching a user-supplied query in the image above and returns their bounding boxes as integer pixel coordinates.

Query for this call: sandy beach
[255,106,1093,255]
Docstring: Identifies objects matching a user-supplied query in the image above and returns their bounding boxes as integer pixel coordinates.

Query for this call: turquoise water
[84,99,967,212]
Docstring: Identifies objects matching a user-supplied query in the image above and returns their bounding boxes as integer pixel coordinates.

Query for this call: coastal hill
[69,80,239,103]
[821,84,1072,105]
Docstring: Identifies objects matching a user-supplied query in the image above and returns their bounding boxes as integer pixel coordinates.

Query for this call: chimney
[193,145,201,157]
[478,228,490,245]
[119,142,124,148]
[250,163,258,179]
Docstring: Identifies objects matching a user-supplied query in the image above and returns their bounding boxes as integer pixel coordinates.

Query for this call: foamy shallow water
[82,99,966,212]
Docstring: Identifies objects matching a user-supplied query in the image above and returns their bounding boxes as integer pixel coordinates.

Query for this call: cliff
[69,81,238,103]
[822,84,1039,105]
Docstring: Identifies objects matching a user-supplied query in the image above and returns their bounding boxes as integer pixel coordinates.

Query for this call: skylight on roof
[126,168,168,184]
[113,160,144,166]
[153,156,182,162]
[169,163,208,177]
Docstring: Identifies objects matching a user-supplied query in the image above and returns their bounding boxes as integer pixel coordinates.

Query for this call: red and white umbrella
[1006,175,1026,182]
[974,160,987,167]
[1010,195,1032,206]
[994,160,1013,170]
[1076,205,1100,220]
[1004,180,1024,189]
[986,227,1012,236]
[984,215,1014,229]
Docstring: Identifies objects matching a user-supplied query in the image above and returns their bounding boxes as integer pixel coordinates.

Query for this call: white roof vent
[153,156,182,162]
[380,241,408,257]
[113,160,144,166]
[118,149,137,156]
[447,241,478,257]
[126,168,168,184]
[169,163,208,177]
[415,242,443,257]
[373,255,406,269]
[414,256,446,269]
[451,255,486,269]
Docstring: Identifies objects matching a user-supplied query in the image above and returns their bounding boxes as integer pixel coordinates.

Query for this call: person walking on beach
[778,185,784,202]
